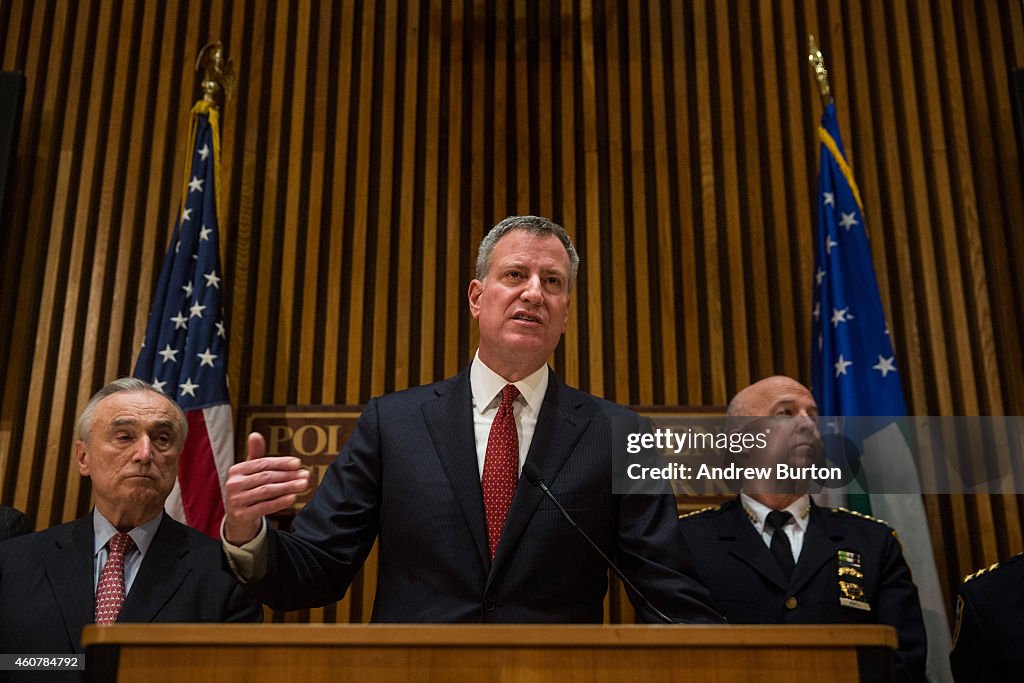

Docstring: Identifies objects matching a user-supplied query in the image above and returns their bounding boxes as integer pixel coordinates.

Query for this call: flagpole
[807,35,834,106]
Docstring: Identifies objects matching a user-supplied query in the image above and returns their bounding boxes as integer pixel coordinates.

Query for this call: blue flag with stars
[133,100,232,538]
[810,102,953,682]
[811,102,905,419]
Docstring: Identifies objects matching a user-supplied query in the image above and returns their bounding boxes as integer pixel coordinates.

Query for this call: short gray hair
[75,377,188,444]
[475,215,580,291]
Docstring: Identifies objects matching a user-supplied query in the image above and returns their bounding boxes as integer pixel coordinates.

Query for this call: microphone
[521,462,675,624]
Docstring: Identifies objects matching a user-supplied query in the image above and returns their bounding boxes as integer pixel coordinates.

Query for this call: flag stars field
[838,212,859,231]
[179,378,199,397]
[831,307,853,327]
[872,355,897,378]
[158,345,178,364]
[188,176,204,193]
[834,354,852,377]
[197,348,218,367]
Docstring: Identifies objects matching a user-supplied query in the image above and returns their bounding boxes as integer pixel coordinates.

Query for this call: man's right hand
[223,432,311,545]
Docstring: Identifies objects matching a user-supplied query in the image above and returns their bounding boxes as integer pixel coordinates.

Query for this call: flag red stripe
[179,410,225,538]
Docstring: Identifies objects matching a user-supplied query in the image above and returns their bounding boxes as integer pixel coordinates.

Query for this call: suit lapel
[789,505,842,594]
[489,374,589,580]
[43,516,96,650]
[118,514,191,623]
[423,370,490,572]
[720,499,791,591]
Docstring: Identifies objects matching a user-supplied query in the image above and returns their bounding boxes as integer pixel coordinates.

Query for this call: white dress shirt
[740,493,811,563]
[469,350,548,478]
[92,508,161,594]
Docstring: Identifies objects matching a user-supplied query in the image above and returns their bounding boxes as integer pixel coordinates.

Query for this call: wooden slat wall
[1,0,1023,624]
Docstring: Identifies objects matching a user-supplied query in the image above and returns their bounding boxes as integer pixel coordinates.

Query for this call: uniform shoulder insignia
[836,507,890,527]
[963,561,1001,584]
[678,504,721,520]
[962,552,1023,583]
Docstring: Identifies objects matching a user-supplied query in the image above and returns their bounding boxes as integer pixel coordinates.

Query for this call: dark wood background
[2,0,1023,623]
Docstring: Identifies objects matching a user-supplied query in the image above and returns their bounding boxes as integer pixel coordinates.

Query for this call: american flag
[134,101,232,538]
[810,101,952,682]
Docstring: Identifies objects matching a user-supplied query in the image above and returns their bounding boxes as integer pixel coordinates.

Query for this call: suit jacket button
[785,597,798,610]
[484,599,496,612]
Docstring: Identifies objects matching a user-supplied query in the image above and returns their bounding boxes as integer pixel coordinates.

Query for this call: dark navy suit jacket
[679,498,926,682]
[0,505,30,541]
[245,367,721,623]
[0,512,261,657]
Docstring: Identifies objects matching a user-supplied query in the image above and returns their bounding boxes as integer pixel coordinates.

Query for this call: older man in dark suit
[222,215,719,623]
[679,376,927,682]
[0,378,260,659]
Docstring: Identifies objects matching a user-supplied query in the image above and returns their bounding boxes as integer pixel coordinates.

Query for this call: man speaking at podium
[222,215,720,623]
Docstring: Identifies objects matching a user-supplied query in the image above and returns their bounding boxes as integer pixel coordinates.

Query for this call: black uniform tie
[766,510,796,579]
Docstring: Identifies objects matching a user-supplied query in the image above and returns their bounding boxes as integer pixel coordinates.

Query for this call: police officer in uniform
[949,552,1024,682]
[679,376,926,683]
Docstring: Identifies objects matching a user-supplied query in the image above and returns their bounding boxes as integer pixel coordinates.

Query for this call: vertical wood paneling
[689,0,726,406]
[625,1,653,405]
[296,0,333,404]
[2,0,1023,624]
[646,0,677,406]
[556,0,579,388]
[579,0,605,397]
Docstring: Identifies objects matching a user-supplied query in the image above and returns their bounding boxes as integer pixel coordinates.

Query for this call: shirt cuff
[221,517,268,583]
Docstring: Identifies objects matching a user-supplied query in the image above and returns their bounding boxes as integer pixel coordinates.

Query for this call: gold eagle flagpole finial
[807,34,833,105]
[196,41,235,106]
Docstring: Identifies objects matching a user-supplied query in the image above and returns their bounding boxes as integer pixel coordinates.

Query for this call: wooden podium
[83,624,897,682]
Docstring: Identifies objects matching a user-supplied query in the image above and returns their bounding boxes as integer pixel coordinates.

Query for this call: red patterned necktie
[482,384,520,560]
[95,532,136,625]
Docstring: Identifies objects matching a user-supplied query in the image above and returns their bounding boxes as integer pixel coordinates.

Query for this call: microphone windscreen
[522,462,543,486]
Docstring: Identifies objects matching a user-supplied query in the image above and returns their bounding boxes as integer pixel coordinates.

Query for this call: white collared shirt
[470,350,548,478]
[741,493,811,563]
[92,508,161,594]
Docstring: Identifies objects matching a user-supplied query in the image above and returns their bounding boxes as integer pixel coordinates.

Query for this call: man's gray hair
[75,377,188,444]
[475,215,580,291]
